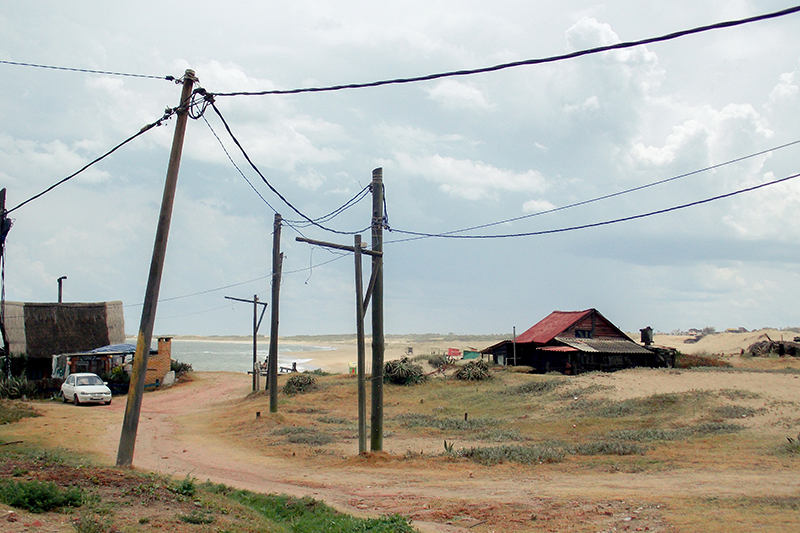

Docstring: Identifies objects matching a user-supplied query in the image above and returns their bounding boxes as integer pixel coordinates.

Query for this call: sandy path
[5,362,800,532]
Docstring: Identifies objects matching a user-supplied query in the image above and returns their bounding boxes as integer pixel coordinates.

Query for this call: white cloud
[292,168,327,191]
[426,79,493,110]
[522,199,557,213]
[395,153,547,200]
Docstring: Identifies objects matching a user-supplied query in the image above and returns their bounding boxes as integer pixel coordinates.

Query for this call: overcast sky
[3,1,800,337]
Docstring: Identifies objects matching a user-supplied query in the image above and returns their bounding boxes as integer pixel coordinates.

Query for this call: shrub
[272,427,334,445]
[570,440,648,456]
[72,513,109,533]
[459,444,565,465]
[675,352,732,369]
[283,374,317,395]
[0,479,82,513]
[454,360,491,381]
[170,359,193,375]
[0,399,40,425]
[384,357,426,385]
[0,376,37,400]
[171,476,196,497]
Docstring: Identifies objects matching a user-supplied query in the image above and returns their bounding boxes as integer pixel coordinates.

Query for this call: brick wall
[146,337,172,386]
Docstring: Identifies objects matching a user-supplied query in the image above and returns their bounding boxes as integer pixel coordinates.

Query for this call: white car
[60,373,112,405]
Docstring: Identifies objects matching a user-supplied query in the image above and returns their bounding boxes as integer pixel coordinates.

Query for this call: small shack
[2,301,125,379]
[482,308,669,374]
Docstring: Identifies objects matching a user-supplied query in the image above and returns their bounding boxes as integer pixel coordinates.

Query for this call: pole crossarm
[225,296,268,307]
[295,236,383,257]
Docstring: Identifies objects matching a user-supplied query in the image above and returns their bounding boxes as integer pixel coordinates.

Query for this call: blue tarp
[88,343,156,354]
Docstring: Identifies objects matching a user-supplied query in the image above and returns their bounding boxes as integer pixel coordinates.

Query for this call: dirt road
[6,369,800,532]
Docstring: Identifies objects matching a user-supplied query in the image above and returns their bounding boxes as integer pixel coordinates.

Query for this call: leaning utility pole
[268,213,283,412]
[370,168,385,452]
[117,69,196,467]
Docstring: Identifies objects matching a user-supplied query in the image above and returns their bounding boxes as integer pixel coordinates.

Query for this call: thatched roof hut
[2,300,125,378]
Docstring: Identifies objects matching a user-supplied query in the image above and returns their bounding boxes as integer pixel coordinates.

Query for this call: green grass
[458,444,566,465]
[225,491,417,532]
[0,479,83,513]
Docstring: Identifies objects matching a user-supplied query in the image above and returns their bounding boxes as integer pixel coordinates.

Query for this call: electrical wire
[284,184,371,226]
[0,59,176,81]
[208,100,370,236]
[389,172,800,240]
[7,107,179,214]
[386,138,800,243]
[208,5,800,97]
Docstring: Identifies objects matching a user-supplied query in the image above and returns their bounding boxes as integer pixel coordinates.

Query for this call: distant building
[2,301,125,379]
[482,308,670,374]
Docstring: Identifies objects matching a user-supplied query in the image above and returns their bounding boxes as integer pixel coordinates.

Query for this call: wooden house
[482,308,670,374]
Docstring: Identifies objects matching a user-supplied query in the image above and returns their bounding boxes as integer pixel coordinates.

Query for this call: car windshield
[76,375,103,386]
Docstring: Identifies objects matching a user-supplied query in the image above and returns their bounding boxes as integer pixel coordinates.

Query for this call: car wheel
[105,399,112,405]
[73,394,80,406]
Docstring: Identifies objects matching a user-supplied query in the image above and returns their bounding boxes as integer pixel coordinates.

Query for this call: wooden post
[253,294,259,391]
[0,188,9,374]
[354,234,367,453]
[117,69,195,467]
[370,168,384,452]
[268,213,283,412]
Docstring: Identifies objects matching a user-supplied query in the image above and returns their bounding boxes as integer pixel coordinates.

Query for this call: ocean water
[168,339,330,373]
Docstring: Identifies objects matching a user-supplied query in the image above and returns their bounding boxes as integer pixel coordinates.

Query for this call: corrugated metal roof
[515,310,594,344]
[540,345,578,352]
[555,337,651,354]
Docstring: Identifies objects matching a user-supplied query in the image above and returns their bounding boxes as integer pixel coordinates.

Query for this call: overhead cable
[0,59,176,81]
[387,138,800,242]
[208,99,370,236]
[208,5,800,97]
[388,172,800,240]
[7,107,181,214]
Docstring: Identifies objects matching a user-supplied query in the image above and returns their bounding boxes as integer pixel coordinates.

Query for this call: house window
[575,329,592,338]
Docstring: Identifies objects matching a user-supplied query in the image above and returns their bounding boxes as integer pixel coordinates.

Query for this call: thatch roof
[2,301,125,358]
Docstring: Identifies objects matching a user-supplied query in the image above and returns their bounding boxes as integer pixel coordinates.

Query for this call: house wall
[563,313,626,339]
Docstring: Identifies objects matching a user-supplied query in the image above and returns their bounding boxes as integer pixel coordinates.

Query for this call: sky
[3,1,800,338]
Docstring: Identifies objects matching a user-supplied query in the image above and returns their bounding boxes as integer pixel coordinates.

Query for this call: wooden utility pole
[224,295,268,391]
[268,213,283,412]
[294,234,382,454]
[370,167,385,452]
[117,69,196,467]
[0,188,10,374]
[354,234,367,453]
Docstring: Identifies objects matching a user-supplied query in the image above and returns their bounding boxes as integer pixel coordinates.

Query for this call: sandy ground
[4,332,800,532]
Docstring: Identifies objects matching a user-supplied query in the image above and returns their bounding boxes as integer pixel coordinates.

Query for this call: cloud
[292,168,327,191]
[426,79,493,110]
[395,153,548,200]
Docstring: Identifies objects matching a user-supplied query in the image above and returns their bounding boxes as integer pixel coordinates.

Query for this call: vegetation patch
[283,374,317,395]
[272,426,334,445]
[0,399,40,425]
[224,491,417,532]
[0,478,83,513]
[384,357,427,385]
[454,360,491,381]
[711,405,764,419]
[394,413,499,431]
[569,440,648,456]
[508,378,566,395]
[458,444,565,465]
[675,352,732,369]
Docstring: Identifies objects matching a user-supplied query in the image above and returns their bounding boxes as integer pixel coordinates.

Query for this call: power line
[386,138,800,243]
[208,5,800,97]
[7,107,180,215]
[389,172,800,240]
[207,99,370,236]
[0,59,176,81]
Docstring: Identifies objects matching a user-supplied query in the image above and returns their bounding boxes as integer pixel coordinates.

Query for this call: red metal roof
[515,309,594,344]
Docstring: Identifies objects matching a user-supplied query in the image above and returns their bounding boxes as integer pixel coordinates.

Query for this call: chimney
[640,327,653,346]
